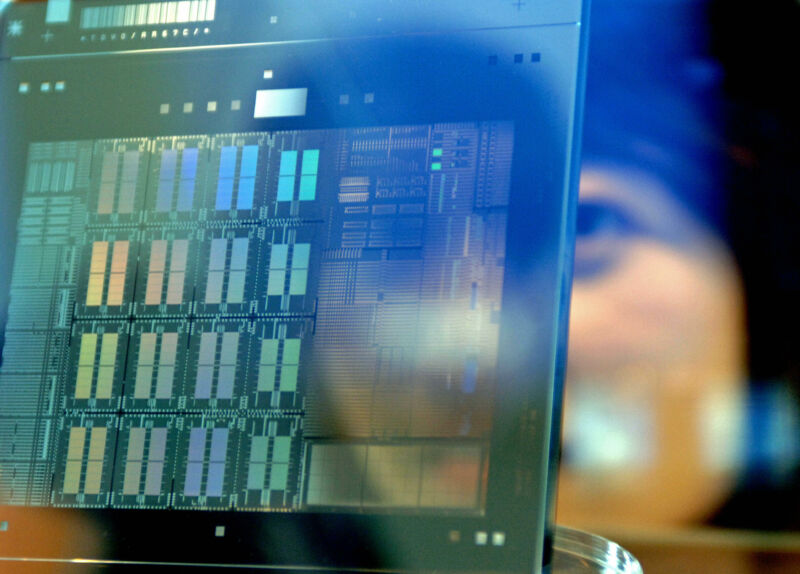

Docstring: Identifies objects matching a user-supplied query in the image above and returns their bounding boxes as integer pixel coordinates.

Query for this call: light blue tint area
[216,366,235,399]
[288,270,307,296]
[184,462,203,496]
[195,367,213,399]
[269,463,288,490]
[181,148,198,179]
[273,437,291,463]
[188,428,206,462]
[156,180,173,212]
[227,271,246,303]
[237,178,254,209]
[230,238,249,270]
[198,333,216,364]
[157,150,177,211]
[280,365,298,392]
[160,150,177,179]
[220,333,239,364]
[144,462,163,496]
[292,244,310,269]
[277,176,295,201]
[208,239,227,271]
[206,462,225,497]
[240,146,259,177]
[215,178,233,210]
[270,244,289,269]
[210,429,228,462]
[250,436,269,462]
[149,428,168,461]
[45,0,71,24]
[267,271,285,296]
[283,339,301,365]
[247,462,266,489]
[301,150,319,175]
[177,180,194,211]
[268,245,289,295]
[462,356,478,394]
[279,151,297,176]
[258,365,276,391]
[261,339,279,366]
[219,147,237,178]
[299,175,316,201]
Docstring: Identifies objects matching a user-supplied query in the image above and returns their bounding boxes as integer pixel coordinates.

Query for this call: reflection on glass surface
[0,123,510,513]
[554,0,748,530]
[558,164,746,526]
[0,1,590,570]
[552,526,642,574]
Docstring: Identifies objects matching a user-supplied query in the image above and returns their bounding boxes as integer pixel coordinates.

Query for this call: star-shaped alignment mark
[8,20,23,37]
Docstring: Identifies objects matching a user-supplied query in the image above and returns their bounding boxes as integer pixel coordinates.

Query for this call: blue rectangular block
[240,146,259,177]
[237,178,254,210]
[181,148,198,179]
[216,178,233,210]
[218,146,237,178]
[279,151,297,176]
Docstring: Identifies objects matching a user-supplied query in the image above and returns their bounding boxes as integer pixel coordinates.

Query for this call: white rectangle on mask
[253,88,308,119]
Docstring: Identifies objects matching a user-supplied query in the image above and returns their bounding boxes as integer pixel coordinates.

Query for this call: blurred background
[556,0,800,571]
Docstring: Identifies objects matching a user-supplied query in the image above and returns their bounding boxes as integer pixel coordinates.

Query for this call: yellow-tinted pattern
[75,333,118,399]
[106,241,129,306]
[75,333,98,399]
[86,242,108,305]
[63,427,87,494]
[84,427,107,495]
[166,239,188,304]
[122,428,146,495]
[145,240,167,304]
[95,334,118,399]
[86,241,129,306]
[134,333,157,398]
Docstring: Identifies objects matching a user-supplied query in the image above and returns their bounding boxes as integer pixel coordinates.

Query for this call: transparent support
[552,526,643,573]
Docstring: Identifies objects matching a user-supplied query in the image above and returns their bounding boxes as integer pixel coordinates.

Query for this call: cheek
[558,238,747,526]
[567,239,744,378]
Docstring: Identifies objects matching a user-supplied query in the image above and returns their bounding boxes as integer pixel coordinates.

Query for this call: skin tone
[557,165,747,528]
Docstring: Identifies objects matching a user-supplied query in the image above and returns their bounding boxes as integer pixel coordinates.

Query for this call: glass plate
[553,526,644,573]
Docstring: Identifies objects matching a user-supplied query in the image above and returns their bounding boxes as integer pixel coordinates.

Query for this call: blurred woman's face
[557,165,746,527]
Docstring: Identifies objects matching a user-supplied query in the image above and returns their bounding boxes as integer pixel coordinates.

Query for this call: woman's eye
[573,201,641,279]
[576,201,638,240]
